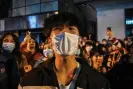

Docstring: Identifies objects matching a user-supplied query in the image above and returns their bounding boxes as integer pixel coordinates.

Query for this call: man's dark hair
[107,27,111,31]
[44,12,82,36]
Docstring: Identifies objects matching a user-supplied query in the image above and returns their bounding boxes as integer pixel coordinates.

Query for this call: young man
[19,12,110,89]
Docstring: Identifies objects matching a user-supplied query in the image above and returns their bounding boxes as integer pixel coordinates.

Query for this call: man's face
[49,25,79,56]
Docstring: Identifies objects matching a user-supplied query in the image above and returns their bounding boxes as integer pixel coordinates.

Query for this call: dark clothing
[106,63,133,89]
[0,53,20,89]
[20,58,110,89]
[0,77,8,89]
[19,52,43,78]
[0,54,8,89]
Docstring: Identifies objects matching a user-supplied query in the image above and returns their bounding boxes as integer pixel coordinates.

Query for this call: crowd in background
[0,26,133,89]
[38,27,133,73]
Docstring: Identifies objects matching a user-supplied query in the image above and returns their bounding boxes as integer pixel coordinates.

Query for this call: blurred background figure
[0,32,20,89]
[128,28,133,40]
[102,39,107,47]
[19,31,44,78]
[106,27,115,41]
[43,43,54,59]
[82,41,94,66]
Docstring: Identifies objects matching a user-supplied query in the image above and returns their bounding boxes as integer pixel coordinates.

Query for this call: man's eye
[69,27,76,30]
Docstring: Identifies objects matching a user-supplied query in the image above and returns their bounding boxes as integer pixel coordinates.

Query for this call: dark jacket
[20,58,110,89]
[0,52,20,89]
[106,63,133,89]
[0,54,8,89]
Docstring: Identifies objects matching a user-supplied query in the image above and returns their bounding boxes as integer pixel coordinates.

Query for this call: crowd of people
[0,11,133,89]
[39,27,133,74]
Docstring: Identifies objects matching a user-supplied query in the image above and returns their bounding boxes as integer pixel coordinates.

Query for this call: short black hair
[107,27,111,31]
[85,41,93,46]
[44,12,82,36]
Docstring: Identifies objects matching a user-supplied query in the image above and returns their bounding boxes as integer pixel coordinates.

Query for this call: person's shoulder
[77,58,109,86]
[20,68,43,86]
[20,57,55,85]
[82,64,110,88]
[84,63,107,80]
[77,58,108,81]
[20,63,54,86]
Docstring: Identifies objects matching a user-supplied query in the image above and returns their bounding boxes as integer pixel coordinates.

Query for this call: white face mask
[86,46,93,52]
[52,32,79,56]
[2,42,15,52]
[43,49,53,58]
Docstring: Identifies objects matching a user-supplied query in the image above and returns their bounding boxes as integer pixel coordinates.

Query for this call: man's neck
[54,54,78,86]
[54,54,77,73]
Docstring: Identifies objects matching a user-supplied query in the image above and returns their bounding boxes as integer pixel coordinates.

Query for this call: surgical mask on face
[86,46,93,52]
[43,49,53,58]
[2,42,15,52]
[52,32,79,56]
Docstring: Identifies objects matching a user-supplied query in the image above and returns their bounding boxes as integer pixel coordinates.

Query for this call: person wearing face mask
[19,12,110,89]
[0,32,21,89]
[82,41,94,65]
[102,39,107,47]
[43,43,54,58]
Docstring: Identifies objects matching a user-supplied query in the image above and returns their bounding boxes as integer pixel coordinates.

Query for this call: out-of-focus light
[28,16,37,28]
[126,20,133,25]
[54,11,58,14]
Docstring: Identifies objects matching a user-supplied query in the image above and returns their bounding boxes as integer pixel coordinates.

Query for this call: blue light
[28,16,37,28]
[126,20,133,25]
